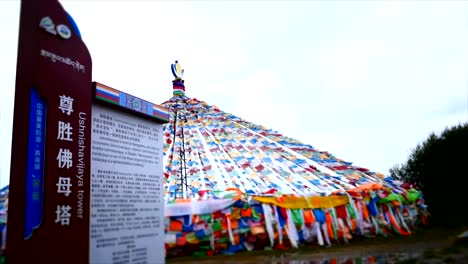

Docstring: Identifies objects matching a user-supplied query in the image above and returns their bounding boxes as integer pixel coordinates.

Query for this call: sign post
[8,1,169,263]
[90,83,169,264]
[7,0,93,263]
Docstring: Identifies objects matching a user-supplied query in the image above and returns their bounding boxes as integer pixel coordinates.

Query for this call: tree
[390,122,468,227]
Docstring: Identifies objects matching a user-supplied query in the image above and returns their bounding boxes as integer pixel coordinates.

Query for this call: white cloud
[0,1,20,187]
[1,0,467,187]
[381,1,409,18]
[316,39,383,96]
[223,71,282,126]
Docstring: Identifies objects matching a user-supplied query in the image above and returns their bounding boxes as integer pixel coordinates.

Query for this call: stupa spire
[171,60,185,97]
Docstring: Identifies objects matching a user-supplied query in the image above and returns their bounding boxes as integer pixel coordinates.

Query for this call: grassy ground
[167,226,468,264]
[0,226,465,263]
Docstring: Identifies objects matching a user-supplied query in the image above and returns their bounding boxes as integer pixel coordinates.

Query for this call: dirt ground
[167,227,468,264]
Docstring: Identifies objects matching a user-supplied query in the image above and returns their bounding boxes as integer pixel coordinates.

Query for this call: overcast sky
[1,0,467,187]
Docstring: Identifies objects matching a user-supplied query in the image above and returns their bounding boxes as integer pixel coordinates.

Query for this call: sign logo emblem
[132,98,142,111]
[57,24,72,39]
[39,17,72,39]
[39,16,57,35]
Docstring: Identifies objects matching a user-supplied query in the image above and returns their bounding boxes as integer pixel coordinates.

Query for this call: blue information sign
[24,88,46,239]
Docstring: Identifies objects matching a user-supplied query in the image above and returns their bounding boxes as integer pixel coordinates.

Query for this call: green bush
[390,122,468,227]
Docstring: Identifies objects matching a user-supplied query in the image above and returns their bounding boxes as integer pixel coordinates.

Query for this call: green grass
[442,256,456,263]
[395,258,419,264]
[422,248,439,259]
[441,245,461,255]
[167,227,466,263]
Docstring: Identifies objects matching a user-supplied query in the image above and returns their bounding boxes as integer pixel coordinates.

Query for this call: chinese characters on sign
[59,95,74,115]
[55,205,72,225]
[90,104,165,264]
[56,177,72,197]
[55,95,74,225]
[56,148,72,168]
[24,89,46,239]
[7,1,93,262]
